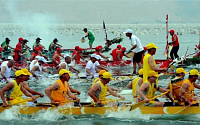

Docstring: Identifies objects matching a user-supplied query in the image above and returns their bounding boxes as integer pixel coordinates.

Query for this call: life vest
[172,34,179,47]
[52,51,61,66]
[139,80,156,101]
[143,53,157,82]
[112,48,118,61]
[91,78,100,88]
[181,78,194,101]
[115,50,124,61]
[94,80,108,101]
[51,79,68,102]
[0,61,11,78]
[32,42,39,50]
[6,80,24,104]
[169,76,184,99]
[74,53,81,64]
[132,77,142,102]
[48,42,56,52]
[13,52,19,62]
[72,51,77,57]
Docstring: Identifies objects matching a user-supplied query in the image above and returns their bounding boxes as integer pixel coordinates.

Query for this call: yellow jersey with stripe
[132,77,142,102]
[181,78,194,101]
[91,78,100,88]
[94,80,108,101]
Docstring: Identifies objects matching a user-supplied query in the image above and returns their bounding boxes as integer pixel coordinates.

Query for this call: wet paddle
[129,91,169,111]
[84,98,122,107]
[126,51,134,58]
[9,95,40,105]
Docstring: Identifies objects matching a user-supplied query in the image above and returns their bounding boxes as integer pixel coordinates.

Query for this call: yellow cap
[176,68,188,74]
[146,43,158,49]
[138,68,143,75]
[21,68,32,76]
[99,70,106,75]
[102,72,114,80]
[59,69,72,76]
[189,69,200,76]
[148,70,159,78]
[15,70,26,77]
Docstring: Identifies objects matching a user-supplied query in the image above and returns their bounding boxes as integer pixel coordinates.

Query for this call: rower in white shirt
[29,55,41,71]
[95,55,108,73]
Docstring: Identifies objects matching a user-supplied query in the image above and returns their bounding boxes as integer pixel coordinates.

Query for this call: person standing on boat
[32,37,45,51]
[111,44,122,61]
[126,68,143,103]
[1,38,14,53]
[45,69,80,105]
[85,54,98,79]
[169,29,179,60]
[179,69,200,106]
[124,29,144,75]
[83,28,95,49]
[137,70,172,106]
[166,68,187,104]
[143,43,167,82]
[72,47,85,64]
[48,38,62,53]
[0,70,36,107]
[58,54,80,76]
[52,47,64,68]
[88,72,125,105]
[0,59,15,83]
[94,45,109,61]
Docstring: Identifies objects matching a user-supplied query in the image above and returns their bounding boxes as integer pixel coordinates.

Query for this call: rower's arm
[55,43,62,47]
[71,54,76,61]
[157,86,173,102]
[194,82,200,89]
[52,54,58,62]
[50,43,54,51]
[67,86,78,100]
[68,84,81,95]
[30,66,39,76]
[107,86,124,99]
[116,53,121,61]
[69,65,79,74]
[8,44,14,49]
[88,83,100,102]
[96,65,108,71]
[45,82,60,102]
[57,63,66,72]
[1,66,7,80]
[30,54,35,61]
[0,82,14,105]
[80,55,85,60]
[12,66,20,70]
[22,82,44,97]
[148,56,167,71]
[86,68,92,75]
[100,53,108,59]
[126,81,132,89]
[172,35,176,43]
[42,67,50,74]
[137,83,149,100]
[179,83,189,102]
[20,85,33,98]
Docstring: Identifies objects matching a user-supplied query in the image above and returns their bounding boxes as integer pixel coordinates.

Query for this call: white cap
[7,56,13,60]
[123,29,132,34]
[96,55,103,60]
[35,55,41,59]
[38,57,47,63]
[64,54,71,58]
[91,54,98,59]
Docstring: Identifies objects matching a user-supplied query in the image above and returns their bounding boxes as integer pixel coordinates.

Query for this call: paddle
[9,95,40,105]
[126,51,134,58]
[129,91,169,111]
[84,98,122,107]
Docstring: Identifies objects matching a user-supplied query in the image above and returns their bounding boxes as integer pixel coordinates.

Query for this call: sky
[0,0,200,24]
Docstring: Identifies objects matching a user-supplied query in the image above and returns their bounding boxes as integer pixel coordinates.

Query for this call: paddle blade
[129,101,145,111]
[103,21,106,29]
[159,58,170,68]
[126,52,134,58]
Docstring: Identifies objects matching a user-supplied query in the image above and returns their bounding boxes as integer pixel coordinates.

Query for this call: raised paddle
[9,95,40,105]
[129,91,169,111]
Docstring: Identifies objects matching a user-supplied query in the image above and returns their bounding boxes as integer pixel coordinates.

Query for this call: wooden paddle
[9,95,40,105]
[129,91,169,111]
[126,51,134,58]
[84,98,122,107]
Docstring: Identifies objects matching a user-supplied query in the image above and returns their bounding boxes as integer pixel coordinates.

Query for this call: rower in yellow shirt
[0,70,36,107]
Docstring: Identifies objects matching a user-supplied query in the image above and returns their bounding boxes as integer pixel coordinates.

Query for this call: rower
[115,47,129,62]
[111,44,122,61]
[1,38,14,53]
[143,43,167,82]
[48,38,62,53]
[16,37,24,54]
[72,47,85,64]
[166,68,187,104]
[22,39,31,54]
[94,45,109,61]
[72,46,79,57]
[52,47,64,68]
[88,72,125,105]
[0,60,14,83]
[11,48,27,62]
[0,70,36,107]
[29,55,41,71]
[137,70,172,106]
[179,69,200,106]
[45,69,80,105]
[126,68,143,102]
[30,47,40,61]
[30,57,51,78]
[58,54,80,75]
[32,37,44,51]
[21,68,44,99]
[95,55,108,73]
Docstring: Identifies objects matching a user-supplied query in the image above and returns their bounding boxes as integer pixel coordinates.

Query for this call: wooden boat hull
[0,105,199,115]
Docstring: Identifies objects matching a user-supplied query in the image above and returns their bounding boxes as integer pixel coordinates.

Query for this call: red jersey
[112,48,118,61]
[72,51,77,57]
[52,51,61,66]
[116,50,124,61]
[32,52,38,60]
[94,51,100,55]
[172,34,179,47]
[13,52,19,62]
[16,42,22,53]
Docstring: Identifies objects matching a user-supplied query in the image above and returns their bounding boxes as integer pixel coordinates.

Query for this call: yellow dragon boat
[0,105,199,115]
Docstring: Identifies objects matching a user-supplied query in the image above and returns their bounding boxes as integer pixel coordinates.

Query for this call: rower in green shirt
[48,38,62,53]
[22,39,31,54]
[32,37,45,51]
[1,38,14,53]
[83,28,95,49]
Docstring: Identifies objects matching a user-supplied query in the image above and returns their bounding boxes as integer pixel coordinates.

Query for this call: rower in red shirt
[111,44,122,61]
[115,47,129,62]
[52,47,64,68]
[30,47,40,61]
[94,45,109,61]
[16,37,24,53]
[72,47,85,64]
[72,46,79,57]
[11,48,27,62]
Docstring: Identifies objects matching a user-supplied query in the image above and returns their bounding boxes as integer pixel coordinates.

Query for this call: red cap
[143,47,147,51]
[38,46,43,50]
[14,48,20,52]
[56,47,62,51]
[98,45,103,49]
[78,47,82,52]
[122,47,126,51]
[95,46,99,51]
[18,37,24,41]
[75,46,79,50]
[169,29,174,33]
[117,44,122,49]
[35,47,40,52]
[0,47,2,52]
